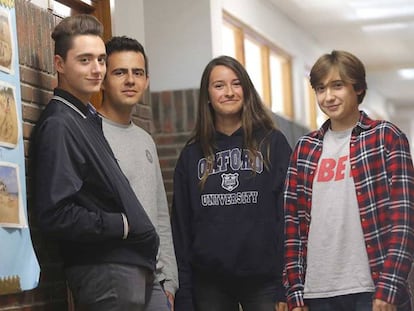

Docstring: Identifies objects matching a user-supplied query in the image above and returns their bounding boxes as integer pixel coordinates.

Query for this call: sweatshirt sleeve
[153,149,179,295]
[33,116,124,241]
[272,130,292,303]
[171,150,195,311]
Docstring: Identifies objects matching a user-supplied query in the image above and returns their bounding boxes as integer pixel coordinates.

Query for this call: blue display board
[0,0,40,294]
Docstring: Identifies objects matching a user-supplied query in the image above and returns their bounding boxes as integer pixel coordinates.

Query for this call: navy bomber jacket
[31,88,159,270]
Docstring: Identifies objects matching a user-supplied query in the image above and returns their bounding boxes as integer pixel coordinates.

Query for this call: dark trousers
[306,292,411,311]
[65,263,170,311]
[193,272,279,311]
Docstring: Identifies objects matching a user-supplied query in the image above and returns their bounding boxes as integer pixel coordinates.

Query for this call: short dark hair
[52,14,103,60]
[310,50,367,104]
[105,36,148,76]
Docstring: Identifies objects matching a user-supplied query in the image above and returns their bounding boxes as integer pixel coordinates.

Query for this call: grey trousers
[65,263,170,311]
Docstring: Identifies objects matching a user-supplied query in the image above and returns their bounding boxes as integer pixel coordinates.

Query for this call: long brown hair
[188,55,276,187]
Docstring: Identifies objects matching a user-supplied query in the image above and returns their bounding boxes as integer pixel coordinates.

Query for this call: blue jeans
[65,263,170,311]
[193,272,280,311]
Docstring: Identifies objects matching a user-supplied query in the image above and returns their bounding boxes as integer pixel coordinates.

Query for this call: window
[304,76,317,129]
[244,37,264,101]
[50,0,95,17]
[49,0,111,41]
[270,54,284,114]
[222,12,293,118]
[222,23,236,59]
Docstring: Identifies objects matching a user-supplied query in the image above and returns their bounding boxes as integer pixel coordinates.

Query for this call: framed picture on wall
[0,82,18,148]
[0,7,13,74]
[0,161,25,228]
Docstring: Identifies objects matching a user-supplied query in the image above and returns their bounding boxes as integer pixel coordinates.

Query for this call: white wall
[391,105,414,151]
[361,88,389,120]
[111,0,322,94]
[110,0,145,43]
[143,0,213,92]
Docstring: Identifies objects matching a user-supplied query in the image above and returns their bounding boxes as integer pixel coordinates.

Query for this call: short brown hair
[310,50,367,104]
[52,14,103,60]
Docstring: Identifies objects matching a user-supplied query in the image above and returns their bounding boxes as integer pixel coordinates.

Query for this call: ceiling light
[398,69,414,80]
[361,23,407,32]
[354,6,414,19]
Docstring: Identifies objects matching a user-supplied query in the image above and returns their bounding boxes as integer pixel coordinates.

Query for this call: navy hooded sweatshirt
[172,127,292,308]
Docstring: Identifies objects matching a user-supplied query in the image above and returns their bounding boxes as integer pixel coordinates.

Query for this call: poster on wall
[0,0,40,296]
[0,162,25,227]
[0,83,18,148]
[0,7,13,74]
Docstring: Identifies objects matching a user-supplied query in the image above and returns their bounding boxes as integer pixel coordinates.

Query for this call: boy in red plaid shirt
[284,50,414,311]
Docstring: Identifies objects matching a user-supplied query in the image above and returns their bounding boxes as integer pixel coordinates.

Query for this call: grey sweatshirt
[101,116,178,295]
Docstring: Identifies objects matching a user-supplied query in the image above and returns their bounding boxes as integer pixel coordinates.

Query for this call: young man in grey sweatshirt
[98,36,178,310]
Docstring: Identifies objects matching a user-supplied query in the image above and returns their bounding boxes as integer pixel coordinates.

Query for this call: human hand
[276,301,288,311]
[372,299,396,311]
[292,307,309,311]
[165,290,174,311]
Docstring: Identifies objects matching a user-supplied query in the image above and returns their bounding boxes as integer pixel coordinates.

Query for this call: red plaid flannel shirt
[284,111,414,310]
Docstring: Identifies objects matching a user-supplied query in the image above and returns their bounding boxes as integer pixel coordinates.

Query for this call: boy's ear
[54,55,64,74]
[145,76,150,90]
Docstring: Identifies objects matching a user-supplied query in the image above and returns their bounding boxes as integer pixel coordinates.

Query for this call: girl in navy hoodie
[172,55,291,311]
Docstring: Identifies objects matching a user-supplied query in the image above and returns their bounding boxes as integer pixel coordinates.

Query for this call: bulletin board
[0,0,40,295]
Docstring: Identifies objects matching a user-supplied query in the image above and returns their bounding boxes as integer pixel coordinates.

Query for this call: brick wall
[151,89,198,206]
[0,1,66,310]
[0,1,156,310]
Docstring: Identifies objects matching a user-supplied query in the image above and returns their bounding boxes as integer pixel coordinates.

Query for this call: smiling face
[208,65,244,126]
[54,35,106,104]
[315,68,362,131]
[101,50,149,123]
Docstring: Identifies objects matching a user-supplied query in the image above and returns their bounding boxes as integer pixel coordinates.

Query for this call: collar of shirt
[314,111,378,140]
[54,88,89,116]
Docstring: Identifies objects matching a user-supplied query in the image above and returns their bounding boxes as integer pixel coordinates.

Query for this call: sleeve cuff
[120,213,129,239]
[163,279,178,296]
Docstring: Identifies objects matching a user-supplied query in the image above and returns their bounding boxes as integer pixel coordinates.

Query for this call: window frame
[223,11,294,118]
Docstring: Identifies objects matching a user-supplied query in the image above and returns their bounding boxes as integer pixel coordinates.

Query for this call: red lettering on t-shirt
[335,156,347,180]
[316,155,349,182]
[317,158,335,182]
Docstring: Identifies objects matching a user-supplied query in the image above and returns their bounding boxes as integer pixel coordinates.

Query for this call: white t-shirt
[304,128,374,299]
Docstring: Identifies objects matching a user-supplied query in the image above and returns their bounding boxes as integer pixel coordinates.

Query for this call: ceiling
[269,0,414,108]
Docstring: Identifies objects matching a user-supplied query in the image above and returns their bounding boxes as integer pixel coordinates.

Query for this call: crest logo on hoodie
[221,173,239,192]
